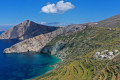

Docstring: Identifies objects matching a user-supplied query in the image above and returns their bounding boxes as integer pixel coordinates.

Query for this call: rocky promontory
[0,20,58,40]
[4,24,86,53]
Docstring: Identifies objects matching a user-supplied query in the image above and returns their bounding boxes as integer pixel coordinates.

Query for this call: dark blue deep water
[0,33,60,80]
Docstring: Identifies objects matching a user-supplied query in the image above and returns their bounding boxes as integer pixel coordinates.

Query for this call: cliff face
[4,24,86,53]
[0,20,58,40]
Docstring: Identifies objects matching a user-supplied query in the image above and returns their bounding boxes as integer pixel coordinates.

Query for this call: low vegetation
[33,26,120,80]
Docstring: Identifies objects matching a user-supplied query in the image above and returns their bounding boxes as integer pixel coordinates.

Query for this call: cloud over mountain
[40,21,66,26]
[41,0,75,13]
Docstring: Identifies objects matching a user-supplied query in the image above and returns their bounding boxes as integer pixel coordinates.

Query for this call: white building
[114,49,118,53]
[108,52,114,56]
[104,54,108,58]
[100,55,105,58]
[101,50,108,54]
[96,52,101,55]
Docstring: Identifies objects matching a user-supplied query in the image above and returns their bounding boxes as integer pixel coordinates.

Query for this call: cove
[0,39,60,80]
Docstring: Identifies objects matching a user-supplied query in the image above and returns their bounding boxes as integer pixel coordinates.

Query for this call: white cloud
[40,21,67,26]
[41,0,75,13]
[40,22,47,25]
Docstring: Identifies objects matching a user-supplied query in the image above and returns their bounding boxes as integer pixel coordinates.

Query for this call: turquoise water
[0,32,60,80]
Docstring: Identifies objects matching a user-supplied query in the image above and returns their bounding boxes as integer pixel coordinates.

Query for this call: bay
[0,32,60,80]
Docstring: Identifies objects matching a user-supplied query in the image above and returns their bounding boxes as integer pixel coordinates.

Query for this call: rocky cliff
[0,20,58,40]
[4,24,86,53]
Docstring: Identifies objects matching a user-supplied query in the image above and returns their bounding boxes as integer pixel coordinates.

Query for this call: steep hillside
[33,26,120,80]
[96,14,120,27]
[0,20,58,40]
[4,24,86,53]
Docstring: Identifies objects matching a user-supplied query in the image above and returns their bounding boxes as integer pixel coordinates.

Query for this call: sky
[0,0,120,30]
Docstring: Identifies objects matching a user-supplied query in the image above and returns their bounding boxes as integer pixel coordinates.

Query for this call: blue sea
[0,32,60,80]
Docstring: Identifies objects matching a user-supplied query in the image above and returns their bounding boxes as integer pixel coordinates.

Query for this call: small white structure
[108,52,114,56]
[114,49,118,53]
[96,52,101,55]
[101,50,108,54]
[95,49,119,60]
[104,54,108,58]
[100,55,105,58]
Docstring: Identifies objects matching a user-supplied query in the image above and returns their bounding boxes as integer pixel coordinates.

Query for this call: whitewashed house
[101,50,108,54]
[107,52,114,56]
[104,54,108,58]
[114,49,118,53]
[96,52,101,55]
[100,55,105,58]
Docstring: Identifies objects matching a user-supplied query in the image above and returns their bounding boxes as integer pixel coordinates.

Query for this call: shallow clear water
[0,36,60,80]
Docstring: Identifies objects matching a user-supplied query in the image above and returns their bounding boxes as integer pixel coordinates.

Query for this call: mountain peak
[21,20,37,26]
[24,20,31,23]
[23,20,32,23]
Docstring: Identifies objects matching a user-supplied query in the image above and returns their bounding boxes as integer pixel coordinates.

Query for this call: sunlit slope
[33,26,120,80]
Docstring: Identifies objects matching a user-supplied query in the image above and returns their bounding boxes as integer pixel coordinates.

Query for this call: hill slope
[96,14,120,27]
[33,26,120,80]
[0,20,58,40]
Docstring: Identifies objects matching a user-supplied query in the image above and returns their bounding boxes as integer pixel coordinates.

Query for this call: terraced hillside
[33,26,120,80]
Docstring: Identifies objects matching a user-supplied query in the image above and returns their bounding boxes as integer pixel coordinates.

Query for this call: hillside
[33,26,120,80]
[0,20,58,40]
[96,14,120,27]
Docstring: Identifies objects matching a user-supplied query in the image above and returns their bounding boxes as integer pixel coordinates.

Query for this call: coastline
[29,55,61,80]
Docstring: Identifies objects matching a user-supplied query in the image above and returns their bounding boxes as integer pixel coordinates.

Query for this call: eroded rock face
[41,41,66,55]
[4,24,86,53]
[0,20,58,40]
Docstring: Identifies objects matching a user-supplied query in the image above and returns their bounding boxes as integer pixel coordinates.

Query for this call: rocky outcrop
[41,41,66,55]
[0,20,58,40]
[4,24,86,53]
[40,41,67,61]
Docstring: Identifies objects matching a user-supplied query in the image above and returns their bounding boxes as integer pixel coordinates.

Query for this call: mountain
[96,14,120,27]
[0,20,58,40]
[4,24,86,53]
